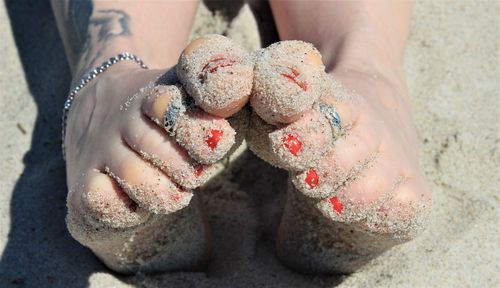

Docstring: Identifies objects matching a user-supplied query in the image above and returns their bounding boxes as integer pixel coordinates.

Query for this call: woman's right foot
[64,35,253,274]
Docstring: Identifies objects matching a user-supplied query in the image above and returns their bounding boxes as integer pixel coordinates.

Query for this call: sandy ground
[0,0,498,287]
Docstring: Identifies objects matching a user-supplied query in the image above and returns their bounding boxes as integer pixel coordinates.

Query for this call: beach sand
[0,0,498,287]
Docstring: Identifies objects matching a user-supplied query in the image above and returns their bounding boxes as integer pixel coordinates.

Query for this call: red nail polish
[199,57,236,83]
[171,194,182,202]
[283,134,302,156]
[305,169,318,189]
[206,129,224,150]
[329,197,343,214]
[194,165,204,177]
[281,67,308,91]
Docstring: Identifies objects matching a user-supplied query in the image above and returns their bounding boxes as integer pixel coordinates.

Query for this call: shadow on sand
[1,0,107,287]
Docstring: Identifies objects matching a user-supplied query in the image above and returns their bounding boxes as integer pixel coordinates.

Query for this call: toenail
[194,165,204,177]
[206,129,224,150]
[329,197,343,214]
[283,134,302,156]
[171,194,182,202]
[199,57,236,83]
[305,169,318,189]
[281,67,308,91]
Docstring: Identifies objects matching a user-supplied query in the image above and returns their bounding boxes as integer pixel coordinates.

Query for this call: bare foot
[248,41,432,273]
[64,35,253,274]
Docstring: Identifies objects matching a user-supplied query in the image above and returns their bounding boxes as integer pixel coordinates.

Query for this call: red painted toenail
[329,197,343,214]
[283,134,302,156]
[206,129,224,150]
[281,67,308,91]
[305,169,318,189]
[199,57,236,83]
[194,165,204,177]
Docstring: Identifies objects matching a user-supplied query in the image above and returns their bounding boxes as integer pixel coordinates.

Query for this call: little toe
[70,169,150,230]
[104,143,193,214]
[177,34,254,117]
[387,178,432,237]
[251,40,326,125]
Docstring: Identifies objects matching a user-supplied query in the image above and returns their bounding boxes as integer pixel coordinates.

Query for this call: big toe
[177,34,254,118]
[251,40,326,125]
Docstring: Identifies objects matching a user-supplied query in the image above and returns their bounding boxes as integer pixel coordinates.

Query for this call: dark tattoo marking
[90,9,130,41]
[53,1,132,79]
[77,8,131,79]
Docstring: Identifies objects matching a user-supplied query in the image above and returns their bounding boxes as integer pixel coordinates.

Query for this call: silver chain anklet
[61,52,149,160]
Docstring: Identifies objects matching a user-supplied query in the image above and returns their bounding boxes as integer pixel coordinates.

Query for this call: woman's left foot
[247,41,432,273]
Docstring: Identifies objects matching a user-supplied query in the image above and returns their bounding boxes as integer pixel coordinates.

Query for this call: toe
[290,129,380,200]
[307,158,430,239]
[327,123,380,172]
[141,84,237,165]
[177,34,254,117]
[69,169,150,230]
[175,108,236,164]
[290,149,343,199]
[251,40,325,125]
[362,178,432,239]
[385,179,432,239]
[142,84,182,129]
[344,158,394,205]
[122,112,218,189]
[104,143,193,214]
[268,110,333,171]
[248,93,363,172]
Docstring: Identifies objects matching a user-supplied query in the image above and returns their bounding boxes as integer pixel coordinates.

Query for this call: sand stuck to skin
[0,1,498,287]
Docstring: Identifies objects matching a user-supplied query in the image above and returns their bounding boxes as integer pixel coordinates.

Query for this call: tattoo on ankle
[90,9,130,41]
[54,1,132,79]
[77,8,131,78]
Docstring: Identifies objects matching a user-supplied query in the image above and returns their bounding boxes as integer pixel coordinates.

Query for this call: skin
[51,0,431,275]
[261,0,432,273]
[51,0,248,273]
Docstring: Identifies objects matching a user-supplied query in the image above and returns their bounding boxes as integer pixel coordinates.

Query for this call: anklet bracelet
[61,52,149,160]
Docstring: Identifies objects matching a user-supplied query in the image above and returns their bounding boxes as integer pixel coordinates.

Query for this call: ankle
[316,27,408,94]
[325,34,410,104]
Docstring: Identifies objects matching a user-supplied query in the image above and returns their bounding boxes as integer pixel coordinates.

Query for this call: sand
[0,0,498,287]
